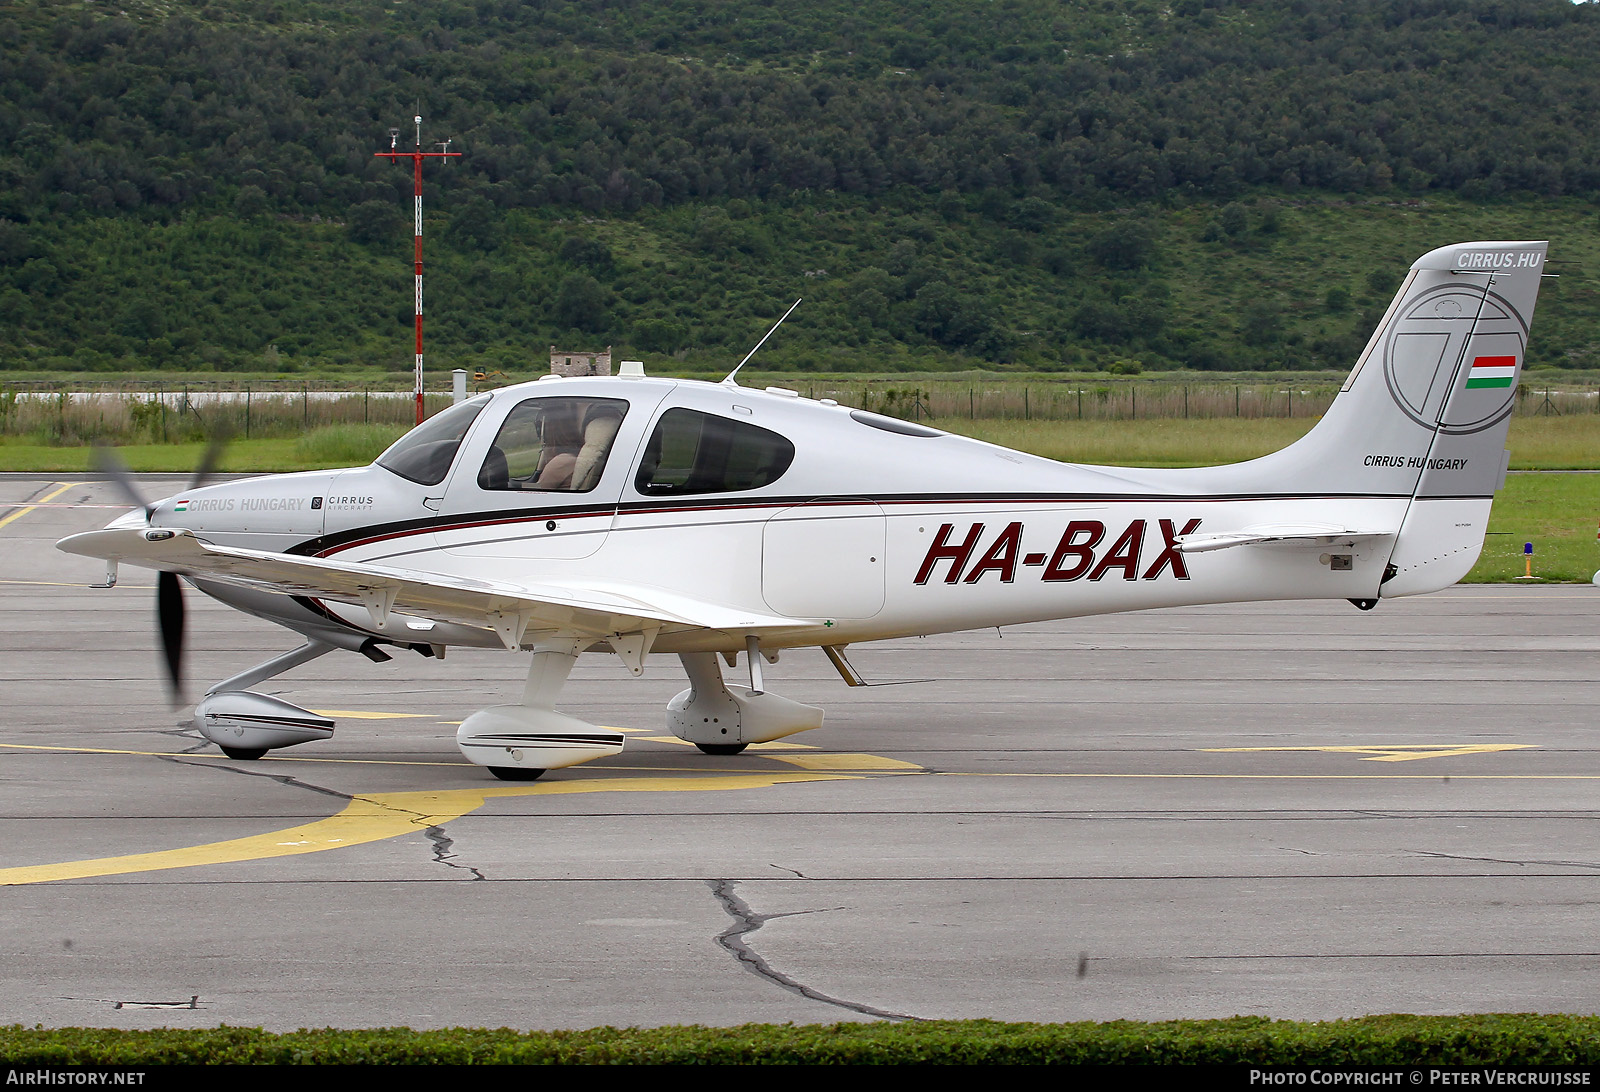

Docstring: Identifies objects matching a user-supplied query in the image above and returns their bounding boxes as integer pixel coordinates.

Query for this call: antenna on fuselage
[722,298,801,387]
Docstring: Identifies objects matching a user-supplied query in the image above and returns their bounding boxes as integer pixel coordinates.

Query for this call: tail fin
[1235,241,1547,594]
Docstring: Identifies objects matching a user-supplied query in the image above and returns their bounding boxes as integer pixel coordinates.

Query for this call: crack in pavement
[425,825,485,880]
[1410,849,1600,871]
[708,879,917,1022]
[166,756,483,876]
[161,755,352,803]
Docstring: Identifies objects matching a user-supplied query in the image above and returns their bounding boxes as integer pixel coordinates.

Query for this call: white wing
[59,526,819,651]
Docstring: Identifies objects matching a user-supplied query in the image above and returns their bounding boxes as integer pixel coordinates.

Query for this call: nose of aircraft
[144,470,342,542]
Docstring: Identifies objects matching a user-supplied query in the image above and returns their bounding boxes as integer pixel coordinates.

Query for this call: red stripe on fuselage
[311,491,1417,559]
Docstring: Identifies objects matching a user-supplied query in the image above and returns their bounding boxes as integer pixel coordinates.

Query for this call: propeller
[91,444,155,519]
[156,570,186,704]
[92,430,229,706]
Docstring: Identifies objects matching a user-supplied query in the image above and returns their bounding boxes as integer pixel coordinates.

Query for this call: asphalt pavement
[4,475,1599,1029]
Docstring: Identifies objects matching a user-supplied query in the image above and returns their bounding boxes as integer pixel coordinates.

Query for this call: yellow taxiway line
[0,482,77,532]
[0,773,855,887]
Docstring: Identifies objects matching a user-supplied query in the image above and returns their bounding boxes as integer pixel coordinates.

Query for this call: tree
[1087,220,1157,270]
[347,200,399,245]
[0,222,37,265]
[912,280,989,348]
[634,318,688,353]
[560,235,613,269]
[451,196,499,251]
[554,274,608,332]
[233,185,268,218]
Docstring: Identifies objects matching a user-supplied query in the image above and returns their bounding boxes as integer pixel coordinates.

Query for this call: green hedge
[3,1016,1598,1065]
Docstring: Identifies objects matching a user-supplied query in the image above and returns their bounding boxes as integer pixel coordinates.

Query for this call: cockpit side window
[476,396,629,493]
[375,395,490,486]
[635,408,795,495]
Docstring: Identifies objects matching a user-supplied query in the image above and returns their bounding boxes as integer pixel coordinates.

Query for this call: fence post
[245,386,251,439]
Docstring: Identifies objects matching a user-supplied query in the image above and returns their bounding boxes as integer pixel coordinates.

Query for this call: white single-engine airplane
[60,240,1547,779]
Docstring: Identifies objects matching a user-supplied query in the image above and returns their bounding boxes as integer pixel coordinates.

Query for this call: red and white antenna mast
[375,115,460,424]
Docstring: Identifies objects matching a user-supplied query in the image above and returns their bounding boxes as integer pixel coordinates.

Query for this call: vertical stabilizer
[1213,241,1547,596]
[1233,241,1547,502]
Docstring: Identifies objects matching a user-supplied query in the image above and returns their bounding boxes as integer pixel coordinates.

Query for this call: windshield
[375,395,491,486]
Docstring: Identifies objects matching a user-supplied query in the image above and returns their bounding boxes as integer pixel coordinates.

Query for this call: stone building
[549,345,612,376]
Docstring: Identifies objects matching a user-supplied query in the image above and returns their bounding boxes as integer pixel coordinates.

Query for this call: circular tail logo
[1382,284,1527,436]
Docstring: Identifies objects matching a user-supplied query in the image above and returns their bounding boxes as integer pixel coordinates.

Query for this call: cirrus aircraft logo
[1381,283,1527,436]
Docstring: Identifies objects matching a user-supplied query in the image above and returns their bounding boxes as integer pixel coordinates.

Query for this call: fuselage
[140,374,1438,655]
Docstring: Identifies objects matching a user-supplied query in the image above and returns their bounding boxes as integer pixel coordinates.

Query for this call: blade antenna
[722,299,801,387]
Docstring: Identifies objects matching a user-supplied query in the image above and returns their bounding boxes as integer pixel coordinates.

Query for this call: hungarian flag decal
[1466,355,1517,389]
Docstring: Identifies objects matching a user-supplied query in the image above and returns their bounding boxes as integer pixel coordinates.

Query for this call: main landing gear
[667,646,823,754]
[193,635,823,779]
[457,640,823,778]
[455,638,626,778]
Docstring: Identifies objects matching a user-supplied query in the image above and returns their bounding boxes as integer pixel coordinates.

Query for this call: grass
[950,416,1600,470]
[289,423,406,468]
[0,425,407,473]
[952,417,1316,466]
[1478,473,1600,583]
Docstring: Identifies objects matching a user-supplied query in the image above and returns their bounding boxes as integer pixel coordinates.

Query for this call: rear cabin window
[635,408,795,495]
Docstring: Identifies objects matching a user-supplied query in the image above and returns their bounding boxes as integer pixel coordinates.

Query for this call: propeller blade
[156,570,186,705]
[91,444,153,519]
[188,430,230,492]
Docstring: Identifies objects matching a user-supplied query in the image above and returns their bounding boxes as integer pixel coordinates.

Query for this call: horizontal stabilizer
[58,526,819,644]
[1176,525,1393,554]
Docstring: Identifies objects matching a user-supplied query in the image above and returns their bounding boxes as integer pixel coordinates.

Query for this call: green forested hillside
[2,0,1598,378]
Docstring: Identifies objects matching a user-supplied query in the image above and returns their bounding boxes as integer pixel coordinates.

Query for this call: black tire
[695,743,747,756]
[489,766,546,781]
[220,746,268,760]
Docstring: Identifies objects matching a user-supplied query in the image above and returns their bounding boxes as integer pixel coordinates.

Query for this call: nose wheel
[695,743,747,756]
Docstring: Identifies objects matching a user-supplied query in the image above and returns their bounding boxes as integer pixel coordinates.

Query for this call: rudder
[1379,241,1548,594]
